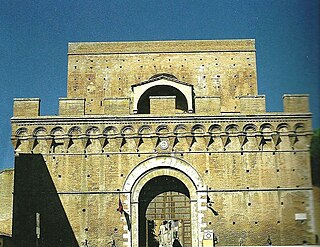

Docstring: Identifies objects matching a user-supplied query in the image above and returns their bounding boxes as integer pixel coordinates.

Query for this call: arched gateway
[123,156,205,247]
[11,40,315,246]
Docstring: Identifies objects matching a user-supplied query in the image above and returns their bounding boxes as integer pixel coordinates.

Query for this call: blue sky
[0,0,319,170]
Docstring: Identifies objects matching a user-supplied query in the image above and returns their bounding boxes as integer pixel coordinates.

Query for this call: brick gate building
[11,40,317,246]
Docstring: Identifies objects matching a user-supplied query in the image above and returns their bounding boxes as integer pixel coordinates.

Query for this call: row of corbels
[12,131,311,153]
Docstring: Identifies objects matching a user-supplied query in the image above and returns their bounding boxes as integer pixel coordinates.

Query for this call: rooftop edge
[68,39,256,54]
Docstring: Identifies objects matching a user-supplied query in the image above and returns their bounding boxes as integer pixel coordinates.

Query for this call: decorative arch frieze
[225,124,239,133]
[208,124,222,134]
[50,126,65,136]
[11,120,309,155]
[13,127,29,151]
[68,126,82,136]
[243,124,257,133]
[103,126,119,136]
[260,123,274,133]
[33,127,47,137]
[173,124,188,135]
[86,126,100,136]
[121,125,135,135]
[191,124,206,134]
[276,123,291,132]
[138,125,152,135]
[155,125,170,135]
[16,127,28,137]
[294,123,305,132]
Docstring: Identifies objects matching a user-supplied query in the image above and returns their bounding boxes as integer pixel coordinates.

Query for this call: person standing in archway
[159,220,168,247]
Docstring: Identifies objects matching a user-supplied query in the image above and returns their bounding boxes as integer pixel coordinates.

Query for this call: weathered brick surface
[239,95,266,114]
[150,96,176,115]
[283,94,310,113]
[59,98,85,116]
[10,40,318,246]
[104,98,130,115]
[13,98,40,117]
[0,169,14,235]
[67,40,258,114]
[195,97,221,115]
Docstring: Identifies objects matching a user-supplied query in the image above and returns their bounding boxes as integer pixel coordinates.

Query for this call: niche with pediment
[132,74,193,114]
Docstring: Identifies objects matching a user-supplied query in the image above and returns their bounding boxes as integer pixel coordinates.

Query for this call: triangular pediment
[132,73,192,88]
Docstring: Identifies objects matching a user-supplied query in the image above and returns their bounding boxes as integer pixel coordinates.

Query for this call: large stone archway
[139,175,191,246]
[122,156,205,247]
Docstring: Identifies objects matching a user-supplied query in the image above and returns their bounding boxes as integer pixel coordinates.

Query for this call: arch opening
[137,85,188,114]
[138,175,191,247]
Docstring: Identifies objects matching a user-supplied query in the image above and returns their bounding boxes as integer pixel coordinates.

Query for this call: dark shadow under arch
[138,175,190,246]
[137,85,188,114]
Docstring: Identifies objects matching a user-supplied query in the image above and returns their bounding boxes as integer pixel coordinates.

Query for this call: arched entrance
[123,156,205,247]
[131,75,194,113]
[139,175,191,247]
[137,85,188,114]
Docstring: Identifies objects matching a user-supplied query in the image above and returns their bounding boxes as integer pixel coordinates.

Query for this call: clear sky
[0,0,319,170]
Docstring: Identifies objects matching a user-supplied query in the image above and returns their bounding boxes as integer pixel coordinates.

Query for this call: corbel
[120,136,127,150]
[172,135,180,148]
[271,132,281,150]
[186,135,197,151]
[237,132,247,150]
[288,132,298,150]
[220,132,230,150]
[99,136,109,151]
[64,137,74,151]
[31,137,39,152]
[255,133,265,150]
[49,136,64,153]
[155,136,161,149]
[81,137,92,151]
[204,135,214,150]
[11,138,21,151]
[134,136,144,151]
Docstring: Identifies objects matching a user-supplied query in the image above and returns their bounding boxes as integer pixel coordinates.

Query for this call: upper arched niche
[132,74,193,114]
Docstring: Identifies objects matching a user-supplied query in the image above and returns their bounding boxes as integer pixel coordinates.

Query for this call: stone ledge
[68,39,256,54]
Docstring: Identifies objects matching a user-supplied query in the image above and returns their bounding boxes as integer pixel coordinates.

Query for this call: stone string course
[9,40,318,246]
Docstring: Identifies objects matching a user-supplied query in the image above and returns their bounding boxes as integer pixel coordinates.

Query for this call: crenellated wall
[10,39,317,247]
[13,98,40,117]
[283,94,310,113]
[14,94,310,117]
[11,113,315,245]
[67,40,257,114]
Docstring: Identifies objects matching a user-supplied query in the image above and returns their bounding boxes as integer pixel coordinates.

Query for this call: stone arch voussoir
[123,156,204,200]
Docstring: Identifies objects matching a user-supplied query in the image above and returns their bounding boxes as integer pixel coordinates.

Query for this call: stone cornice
[68,39,256,55]
[11,113,312,125]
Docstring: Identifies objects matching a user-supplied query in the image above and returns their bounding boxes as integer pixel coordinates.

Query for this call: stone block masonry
[10,39,318,247]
